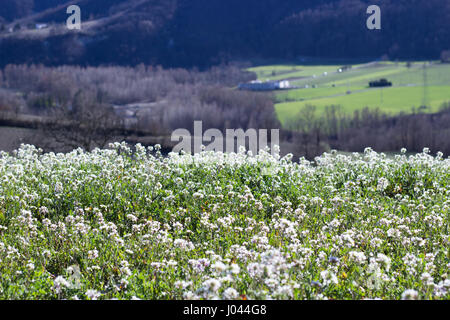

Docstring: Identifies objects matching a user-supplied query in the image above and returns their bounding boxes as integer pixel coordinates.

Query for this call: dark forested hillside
[0,0,449,68]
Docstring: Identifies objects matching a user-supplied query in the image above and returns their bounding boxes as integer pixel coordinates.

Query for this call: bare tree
[286,105,327,159]
[37,90,123,151]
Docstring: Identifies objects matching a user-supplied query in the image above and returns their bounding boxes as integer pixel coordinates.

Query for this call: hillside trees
[441,51,450,63]
[0,64,277,152]
[0,0,34,21]
[38,90,123,151]
[1,0,450,67]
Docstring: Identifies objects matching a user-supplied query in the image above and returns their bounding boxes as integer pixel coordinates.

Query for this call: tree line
[285,104,450,159]
[1,63,449,158]
[1,0,449,68]
[0,64,279,152]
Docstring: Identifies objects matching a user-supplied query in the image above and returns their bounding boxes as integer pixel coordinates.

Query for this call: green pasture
[248,64,351,81]
[275,86,450,125]
[247,61,450,127]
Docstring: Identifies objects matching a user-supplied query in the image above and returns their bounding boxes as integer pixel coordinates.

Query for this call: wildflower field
[0,143,449,300]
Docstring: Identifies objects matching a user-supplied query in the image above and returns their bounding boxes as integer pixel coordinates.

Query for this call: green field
[248,64,351,81]
[248,62,450,126]
[0,144,449,300]
[276,86,450,124]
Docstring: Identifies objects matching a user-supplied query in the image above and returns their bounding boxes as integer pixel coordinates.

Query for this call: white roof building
[35,23,49,30]
[238,80,291,91]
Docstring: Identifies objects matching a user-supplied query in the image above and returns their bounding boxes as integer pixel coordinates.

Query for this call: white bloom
[377,177,389,191]
[376,253,391,271]
[202,279,221,293]
[88,249,99,260]
[193,192,204,200]
[53,276,70,294]
[401,289,419,300]
[320,270,338,286]
[174,238,195,251]
[211,261,227,273]
[230,263,240,275]
[421,272,434,286]
[26,261,35,271]
[86,289,101,300]
[349,251,366,265]
[126,214,138,222]
[174,280,191,290]
[223,287,239,300]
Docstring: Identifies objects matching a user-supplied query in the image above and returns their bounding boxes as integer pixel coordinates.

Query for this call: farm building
[238,80,291,91]
[35,23,49,30]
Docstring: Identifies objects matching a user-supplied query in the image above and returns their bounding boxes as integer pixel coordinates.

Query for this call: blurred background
[0,0,449,158]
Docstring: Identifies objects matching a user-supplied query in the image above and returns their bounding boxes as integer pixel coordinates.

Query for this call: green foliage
[0,144,448,300]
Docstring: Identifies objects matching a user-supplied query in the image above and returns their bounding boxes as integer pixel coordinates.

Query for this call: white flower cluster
[0,144,448,300]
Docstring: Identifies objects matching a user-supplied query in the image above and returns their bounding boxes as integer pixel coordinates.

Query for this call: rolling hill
[0,0,449,68]
[246,61,450,125]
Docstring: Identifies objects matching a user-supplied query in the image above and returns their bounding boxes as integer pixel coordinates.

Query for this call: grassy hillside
[247,62,450,126]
